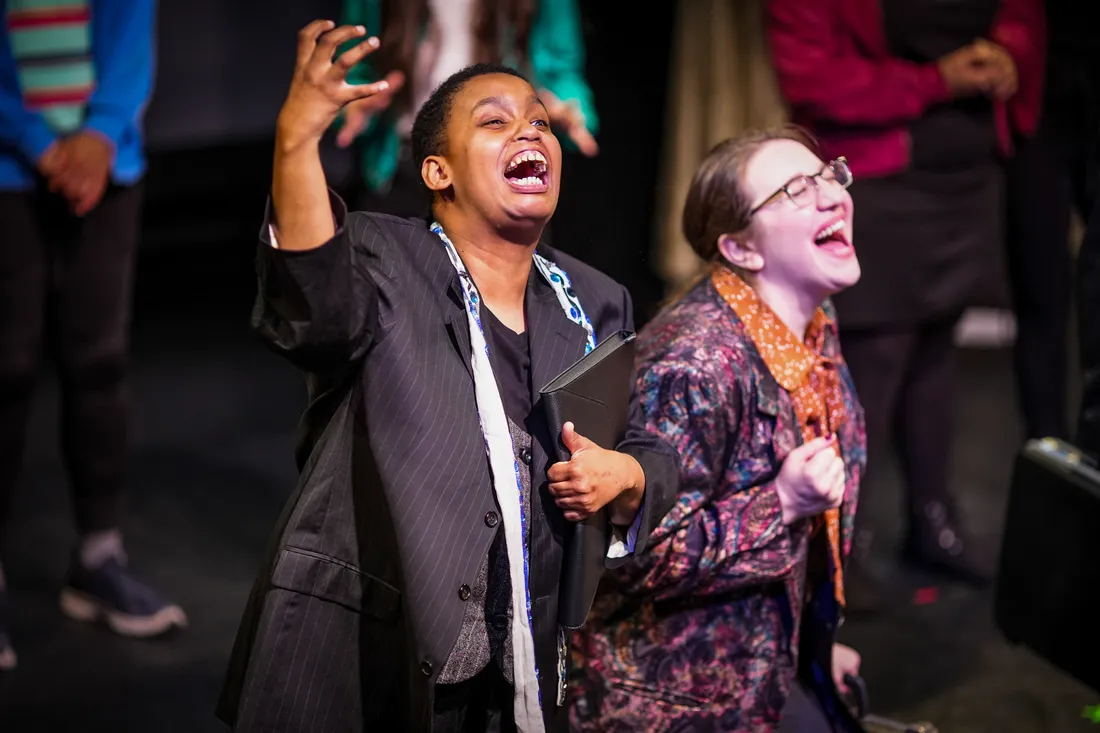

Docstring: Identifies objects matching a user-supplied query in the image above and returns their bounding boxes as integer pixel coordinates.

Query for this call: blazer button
[520,447,533,465]
[421,660,433,677]
[458,584,472,601]
[485,511,500,528]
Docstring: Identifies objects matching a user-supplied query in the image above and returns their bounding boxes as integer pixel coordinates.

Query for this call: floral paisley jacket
[569,276,867,732]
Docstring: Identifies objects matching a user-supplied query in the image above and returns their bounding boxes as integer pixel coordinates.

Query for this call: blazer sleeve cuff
[264,188,349,251]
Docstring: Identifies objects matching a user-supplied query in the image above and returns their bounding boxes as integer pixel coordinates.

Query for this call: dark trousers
[1004,129,1092,440]
[839,316,960,533]
[432,661,517,733]
[0,182,143,541]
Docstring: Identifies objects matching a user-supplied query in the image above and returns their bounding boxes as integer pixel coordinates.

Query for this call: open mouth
[504,150,549,192]
[814,219,852,254]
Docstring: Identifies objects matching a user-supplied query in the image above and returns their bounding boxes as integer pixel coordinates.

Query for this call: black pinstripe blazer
[216,195,679,733]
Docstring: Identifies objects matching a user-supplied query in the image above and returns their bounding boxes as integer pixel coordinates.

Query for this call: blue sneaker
[0,587,15,670]
[59,555,187,637]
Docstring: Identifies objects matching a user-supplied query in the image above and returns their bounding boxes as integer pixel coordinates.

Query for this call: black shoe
[902,501,993,586]
[60,555,187,637]
[0,587,15,671]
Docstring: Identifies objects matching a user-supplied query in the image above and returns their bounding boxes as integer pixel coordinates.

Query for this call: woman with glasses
[766,0,1045,602]
[569,127,868,733]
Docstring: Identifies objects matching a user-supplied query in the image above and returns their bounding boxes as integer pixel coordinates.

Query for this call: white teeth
[815,220,845,242]
[506,149,547,172]
[512,176,543,187]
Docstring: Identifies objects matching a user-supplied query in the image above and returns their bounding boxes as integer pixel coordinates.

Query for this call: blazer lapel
[527,276,590,406]
[444,278,474,381]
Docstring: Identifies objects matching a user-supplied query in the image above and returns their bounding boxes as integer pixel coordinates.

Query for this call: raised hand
[774,435,846,525]
[335,70,406,148]
[540,89,599,158]
[276,20,394,153]
[548,422,644,523]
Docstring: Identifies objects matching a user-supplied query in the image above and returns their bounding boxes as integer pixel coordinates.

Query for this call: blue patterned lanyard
[431,222,596,355]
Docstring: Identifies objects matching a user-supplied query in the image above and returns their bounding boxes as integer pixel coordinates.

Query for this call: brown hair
[376,0,537,113]
[681,124,818,263]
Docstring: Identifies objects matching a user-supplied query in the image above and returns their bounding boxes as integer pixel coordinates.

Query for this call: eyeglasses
[749,157,853,216]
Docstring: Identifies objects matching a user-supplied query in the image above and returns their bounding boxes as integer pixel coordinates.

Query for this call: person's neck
[435,209,542,331]
[750,276,823,341]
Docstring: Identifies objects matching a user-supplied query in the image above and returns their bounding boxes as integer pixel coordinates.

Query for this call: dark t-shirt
[482,306,533,425]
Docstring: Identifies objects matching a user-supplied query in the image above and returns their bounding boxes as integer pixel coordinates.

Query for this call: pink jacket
[765,0,1046,178]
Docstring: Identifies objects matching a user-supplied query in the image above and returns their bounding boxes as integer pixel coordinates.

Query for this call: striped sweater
[8,0,94,134]
[0,0,155,190]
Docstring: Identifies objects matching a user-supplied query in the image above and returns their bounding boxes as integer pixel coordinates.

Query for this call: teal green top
[340,0,598,192]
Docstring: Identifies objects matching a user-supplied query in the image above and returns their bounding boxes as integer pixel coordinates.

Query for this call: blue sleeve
[528,0,598,134]
[83,0,155,147]
[0,23,56,164]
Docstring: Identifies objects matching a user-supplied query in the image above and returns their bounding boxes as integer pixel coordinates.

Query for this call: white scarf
[431,222,594,731]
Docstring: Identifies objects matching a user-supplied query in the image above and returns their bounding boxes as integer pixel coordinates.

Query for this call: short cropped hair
[410,63,530,173]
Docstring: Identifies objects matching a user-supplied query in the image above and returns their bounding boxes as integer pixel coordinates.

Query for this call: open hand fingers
[333,35,380,74]
[312,24,368,67]
[296,20,336,67]
[342,79,392,105]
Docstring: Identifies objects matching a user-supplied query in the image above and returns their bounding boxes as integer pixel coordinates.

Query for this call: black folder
[539,329,636,628]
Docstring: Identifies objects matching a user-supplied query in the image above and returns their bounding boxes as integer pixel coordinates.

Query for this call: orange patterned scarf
[711,265,847,605]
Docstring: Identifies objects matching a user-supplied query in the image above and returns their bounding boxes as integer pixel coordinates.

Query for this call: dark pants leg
[432,662,517,733]
[52,182,143,534]
[837,327,914,557]
[0,183,142,540]
[894,316,960,525]
[1004,134,1074,440]
[842,317,961,531]
[0,191,50,539]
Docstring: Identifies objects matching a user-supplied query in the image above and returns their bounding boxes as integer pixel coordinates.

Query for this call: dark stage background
[1,3,1097,732]
[140,0,676,325]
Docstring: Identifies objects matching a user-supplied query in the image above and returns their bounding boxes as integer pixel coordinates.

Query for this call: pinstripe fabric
[217,193,680,733]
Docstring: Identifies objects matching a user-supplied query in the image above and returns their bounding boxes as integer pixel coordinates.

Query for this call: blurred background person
[0,0,185,671]
[332,0,599,219]
[1004,0,1098,444]
[766,0,1045,607]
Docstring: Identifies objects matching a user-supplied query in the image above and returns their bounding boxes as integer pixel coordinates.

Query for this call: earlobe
[422,156,451,192]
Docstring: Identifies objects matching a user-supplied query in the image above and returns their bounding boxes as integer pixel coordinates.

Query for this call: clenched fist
[775,435,846,525]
